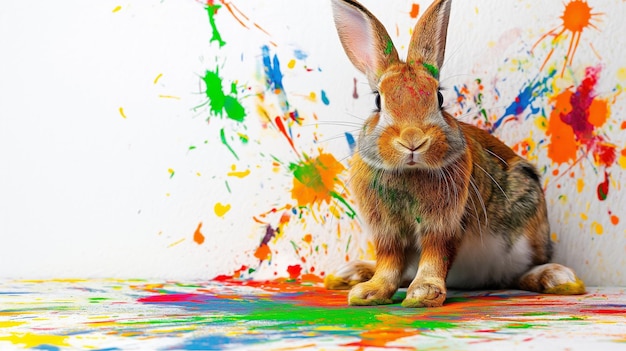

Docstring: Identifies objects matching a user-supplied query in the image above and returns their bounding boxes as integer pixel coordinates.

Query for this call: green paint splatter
[415,216,422,224]
[220,128,239,160]
[88,297,109,303]
[422,62,440,79]
[225,181,232,193]
[330,191,357,219]
[199,68,246,122]
[205,4,226,47]
[384,39,393,56]
[189,146,197,151]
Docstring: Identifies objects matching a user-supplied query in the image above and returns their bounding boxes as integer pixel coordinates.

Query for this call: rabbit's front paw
[402,280,446,308]
[348,281,394,306]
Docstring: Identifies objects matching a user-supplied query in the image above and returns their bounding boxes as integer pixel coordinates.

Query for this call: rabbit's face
[358,64,465,171]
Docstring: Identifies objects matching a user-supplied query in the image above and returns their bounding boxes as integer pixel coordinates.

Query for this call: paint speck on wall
[194,222,205,245]
[214,203,231,218]
[410,3,420,19]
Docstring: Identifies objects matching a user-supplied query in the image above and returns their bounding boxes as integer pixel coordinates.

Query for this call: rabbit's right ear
[331,0,399,88]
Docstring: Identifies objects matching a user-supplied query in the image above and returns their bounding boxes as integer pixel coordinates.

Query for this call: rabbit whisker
[474,163,510,202]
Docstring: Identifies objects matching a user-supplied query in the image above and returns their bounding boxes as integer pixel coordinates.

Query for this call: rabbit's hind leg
[518,263,586,295]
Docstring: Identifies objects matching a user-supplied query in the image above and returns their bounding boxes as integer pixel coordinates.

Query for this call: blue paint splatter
[492,70,556,131]
[345,132,356,154]
[33,346,61,351]
[293,49,309,60]
[261,45,289,113]
[321,90,330,105]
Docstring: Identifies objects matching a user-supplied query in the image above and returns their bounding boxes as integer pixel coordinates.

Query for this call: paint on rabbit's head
[332,0,465,171]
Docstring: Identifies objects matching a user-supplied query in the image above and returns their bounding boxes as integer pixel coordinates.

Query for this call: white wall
[1,0,625,285]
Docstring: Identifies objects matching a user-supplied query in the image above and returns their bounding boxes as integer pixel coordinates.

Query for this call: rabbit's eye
[375,92,381,110]
[437,90,444,108]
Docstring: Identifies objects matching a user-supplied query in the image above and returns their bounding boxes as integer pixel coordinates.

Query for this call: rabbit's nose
[399,128,428,151]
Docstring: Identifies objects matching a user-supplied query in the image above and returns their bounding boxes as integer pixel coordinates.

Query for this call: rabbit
[324,0,586,308]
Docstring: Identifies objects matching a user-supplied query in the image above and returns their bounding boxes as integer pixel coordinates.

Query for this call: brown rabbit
[325,0,586,307]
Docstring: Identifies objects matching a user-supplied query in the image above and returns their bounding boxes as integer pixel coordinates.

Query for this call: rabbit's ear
[407,0,452,76]
[331,0,399,88]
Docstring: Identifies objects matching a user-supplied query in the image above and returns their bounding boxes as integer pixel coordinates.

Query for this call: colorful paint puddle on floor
[0,279,625,350]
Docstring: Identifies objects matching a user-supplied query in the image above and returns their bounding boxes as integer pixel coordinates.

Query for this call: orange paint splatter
[546,90,578,164]
[410,3,420,19]
[303,234,313,244]
[290,153,346,207]
[254,244,271,261]
[193,222,205,245]
[611,215,620,226]
[344,328,421,349]
[546,66,615,166]
[533,0,602,76]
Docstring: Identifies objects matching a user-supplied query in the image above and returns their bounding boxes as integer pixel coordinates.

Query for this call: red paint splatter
[547,66,617,167]
[287,264,302,279]
[193,222,205,245]
[139,293,203,304]
[275,116,300,157]
[594,143,617,167]
[597,171,609,201]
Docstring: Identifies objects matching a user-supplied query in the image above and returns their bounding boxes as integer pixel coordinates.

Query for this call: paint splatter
[254,244,271,262]
[597,171,609,201]
[345,132,356,154]
[410,3,420,19]
[321,90,330,105]
[227,165,251,178]
[286,264,302,279]
[493,71,555,131]
[193,222,205,245]
[533,0,602,76]
[168,168,175,179]
[220,128,240,160]
[546,66,614,166]
[214,202,231,217]
[199,68,246,122]
[261,45,289,113]
[352,78,359,99]
[289,153,346,208]
[205,2,226,47]
[112,5,122,13]
[119,107,127,119]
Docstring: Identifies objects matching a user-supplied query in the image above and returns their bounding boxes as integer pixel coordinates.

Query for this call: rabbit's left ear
[331,0,399,88]
[407,0,452,76]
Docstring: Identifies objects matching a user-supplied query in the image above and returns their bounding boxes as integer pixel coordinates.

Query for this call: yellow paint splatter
[167,238,186,248]
[167,168,175,178]
[591,221,603,235]
[551,232,559,242]
[154,73,163,84]
[580,213,588,221]
[158,95,181,100]
[119,107,127,119]
[227,165,251,178]
[619,149,626,169]
[0,321,25,328]
[287,59,296,69]
[618,67,626,82]
[308,92,317,102]
[577,178,585,193]
[0,333,70,348]
[214,203,231,217]
[112,5,122,13]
